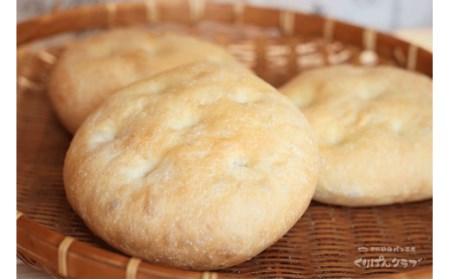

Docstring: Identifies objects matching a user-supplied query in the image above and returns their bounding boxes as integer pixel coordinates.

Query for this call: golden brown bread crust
[280,65,432,206]
[64,62,319,270]
[49,27,240,133]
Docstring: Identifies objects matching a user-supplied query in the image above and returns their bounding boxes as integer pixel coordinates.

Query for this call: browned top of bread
[280,65,432,206]
[49,28,240,133]
[64,62,319,269]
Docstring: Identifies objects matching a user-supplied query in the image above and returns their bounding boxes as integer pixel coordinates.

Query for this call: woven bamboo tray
[17,1,433,278]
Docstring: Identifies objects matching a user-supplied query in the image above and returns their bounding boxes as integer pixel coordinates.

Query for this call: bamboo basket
[17,1,432,278]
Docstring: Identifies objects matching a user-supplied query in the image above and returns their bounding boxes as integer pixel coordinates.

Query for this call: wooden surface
[17,260,433,279]
[17,260,52,279]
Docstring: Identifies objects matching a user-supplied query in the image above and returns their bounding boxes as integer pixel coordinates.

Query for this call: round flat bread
[64,62,319,270]
[49,28,240,133]
[280,65,432,206]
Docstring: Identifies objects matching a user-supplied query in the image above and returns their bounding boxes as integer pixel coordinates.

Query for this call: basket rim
[17,1,433,279]
[17,211,433,279]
